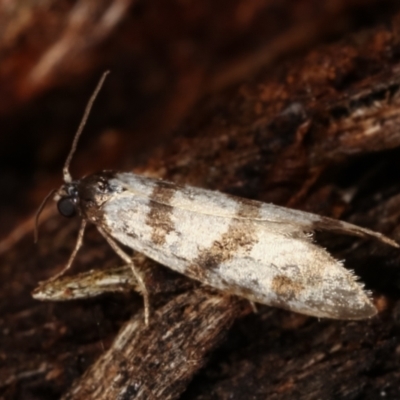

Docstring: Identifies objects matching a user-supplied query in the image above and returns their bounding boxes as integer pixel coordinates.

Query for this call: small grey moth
[34,72,399,323]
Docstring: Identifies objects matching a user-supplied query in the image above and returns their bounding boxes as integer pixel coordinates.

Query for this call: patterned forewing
[101,177,374,319]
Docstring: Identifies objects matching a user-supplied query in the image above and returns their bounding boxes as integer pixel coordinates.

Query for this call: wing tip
[313,216,399,248]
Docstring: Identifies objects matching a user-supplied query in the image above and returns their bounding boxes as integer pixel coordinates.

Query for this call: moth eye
[57,197,77,218]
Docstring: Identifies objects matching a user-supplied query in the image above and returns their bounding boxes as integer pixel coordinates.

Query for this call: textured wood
[2,2,400,400]
[62,290,243,400]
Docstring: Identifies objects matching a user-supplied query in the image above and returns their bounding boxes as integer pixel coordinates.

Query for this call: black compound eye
[57,197,77,218]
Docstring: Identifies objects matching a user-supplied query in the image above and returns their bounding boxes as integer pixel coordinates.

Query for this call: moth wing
[251,200,398,247]
[102,177,378,320]
[206,229,377,320]
[117,173,398,248]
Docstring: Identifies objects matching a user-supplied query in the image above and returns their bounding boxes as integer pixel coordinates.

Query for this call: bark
[2,1,400,399]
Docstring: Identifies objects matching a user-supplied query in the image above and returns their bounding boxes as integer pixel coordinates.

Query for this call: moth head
[53,171,118,224]
[55,183,79,218]
[34,71,109,243]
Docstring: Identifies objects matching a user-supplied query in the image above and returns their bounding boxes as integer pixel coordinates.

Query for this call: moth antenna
[34,188,57,243]
[63,70,110,183]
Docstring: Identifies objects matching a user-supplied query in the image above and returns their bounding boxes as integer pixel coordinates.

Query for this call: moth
[34,72,399,323]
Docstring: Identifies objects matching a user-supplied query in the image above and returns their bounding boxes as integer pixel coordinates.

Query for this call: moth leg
[249,301,258,313]
[45,220,87,282]
[97,227,150,325]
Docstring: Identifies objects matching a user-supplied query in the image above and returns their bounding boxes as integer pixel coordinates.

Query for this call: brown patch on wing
[186,201,261,280]
[271,274,304,302]
[225,194,264,218]
[146,180,176,246]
